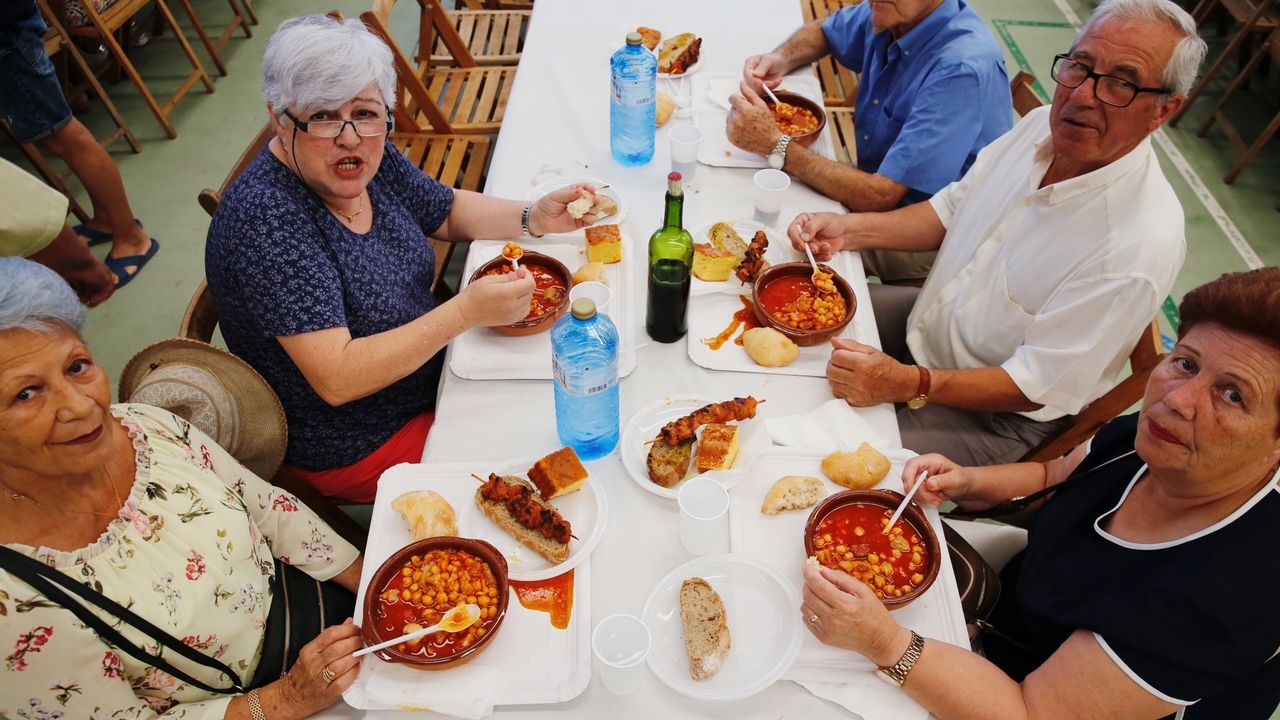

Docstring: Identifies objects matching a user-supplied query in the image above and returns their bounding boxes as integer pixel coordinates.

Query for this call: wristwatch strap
[521,200,543,238]
[246,688,267,720]
[770,134,792,166]
[877,630,925,687]
[908,366,931,410]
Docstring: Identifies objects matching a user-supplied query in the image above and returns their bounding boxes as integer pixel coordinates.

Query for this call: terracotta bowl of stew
[361,536,510,670]
[769,90,826,148]
[803,489,940,610]
[752,261,856,347]
[467,251,571,337]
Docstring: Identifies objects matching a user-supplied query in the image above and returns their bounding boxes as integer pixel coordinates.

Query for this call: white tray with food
[620,394,770,500]
[525,177,626,233]
[686,230,863,377]
[727,447,970,683]
[686,220,782,298]
[692,73,835,168]
[343,454,599,711]
[641,554,803,700]
[449,235,637,380]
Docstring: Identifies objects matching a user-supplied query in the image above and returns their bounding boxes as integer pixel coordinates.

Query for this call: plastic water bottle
[551,298,620,459]
[610,31,656,166]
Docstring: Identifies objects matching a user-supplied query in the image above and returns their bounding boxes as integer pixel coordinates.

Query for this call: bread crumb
[805,555,820,568]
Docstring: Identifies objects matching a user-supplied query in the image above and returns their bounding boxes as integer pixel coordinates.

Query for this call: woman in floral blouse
[0,257,365,719]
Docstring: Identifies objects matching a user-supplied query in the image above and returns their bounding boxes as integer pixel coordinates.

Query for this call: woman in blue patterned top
[206,15,598,502]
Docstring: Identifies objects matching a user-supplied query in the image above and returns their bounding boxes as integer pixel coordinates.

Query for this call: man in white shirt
[788,0,1205,466]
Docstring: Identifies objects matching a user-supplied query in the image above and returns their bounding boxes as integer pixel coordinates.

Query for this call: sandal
[105,238,160,288]
[74,219,144,248]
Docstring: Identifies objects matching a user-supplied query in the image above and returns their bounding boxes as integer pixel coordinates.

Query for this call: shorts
[0,7,73,144]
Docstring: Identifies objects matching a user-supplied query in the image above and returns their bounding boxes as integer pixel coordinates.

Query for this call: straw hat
[119,338,287,480]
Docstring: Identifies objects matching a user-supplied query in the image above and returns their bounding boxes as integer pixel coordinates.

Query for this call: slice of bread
[585,224,622,264]
[591,194,619,220]
[658,33,702,75]
[696,423,739,473]
[528,446,588,500]
[692,243,738,282]
[646,436,694,487]
[708,221,748,261]
[760,475,823,515]
[474,475,570,563]
[680,577,730,681]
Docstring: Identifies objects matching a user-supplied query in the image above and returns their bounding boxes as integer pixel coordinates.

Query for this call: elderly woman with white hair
[0,258,366,719]
[205,14,598,503]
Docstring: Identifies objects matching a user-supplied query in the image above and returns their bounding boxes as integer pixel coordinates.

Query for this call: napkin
[366,662,499,719]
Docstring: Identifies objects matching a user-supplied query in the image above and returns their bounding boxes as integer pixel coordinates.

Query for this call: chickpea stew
[811,503,929,600]
[758,274,848,331]
[374,548,502,660]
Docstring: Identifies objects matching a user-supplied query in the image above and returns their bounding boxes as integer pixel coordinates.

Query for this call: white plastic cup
[670,124,702,181]
[752,168,790,226]
[569,281,612,317]
[677,476,730,555]
[592,614,650,696]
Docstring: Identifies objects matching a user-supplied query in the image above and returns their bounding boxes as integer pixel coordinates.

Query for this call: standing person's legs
[867,282,921,362]
[896,404,1072,467]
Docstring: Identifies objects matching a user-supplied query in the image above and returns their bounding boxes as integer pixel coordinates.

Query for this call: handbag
[0,545,353,693]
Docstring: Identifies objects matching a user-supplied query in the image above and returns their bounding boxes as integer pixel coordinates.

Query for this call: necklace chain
[327,194,364,223]
[1,468,125,518]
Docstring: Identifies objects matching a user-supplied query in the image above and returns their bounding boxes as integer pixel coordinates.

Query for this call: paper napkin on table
[366,662,498,719]
[765,398,914,465]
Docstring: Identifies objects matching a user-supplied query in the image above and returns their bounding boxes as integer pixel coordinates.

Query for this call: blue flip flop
[105,238,160,288]
[74,218,144,247]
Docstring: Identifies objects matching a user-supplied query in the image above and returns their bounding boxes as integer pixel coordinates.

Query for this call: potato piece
[820,442,892,490]
[742,327,799,368]
[572,261,607,286]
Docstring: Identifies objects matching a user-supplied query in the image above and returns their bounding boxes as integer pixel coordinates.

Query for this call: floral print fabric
[0,404,359,719]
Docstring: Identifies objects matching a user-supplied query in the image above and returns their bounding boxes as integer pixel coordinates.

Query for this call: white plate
[642,554,803,701]
[620,394,769,500]
[449,238,637,380]
[686,220,782,297]
[526,177,626,232]
[465,456,609,581]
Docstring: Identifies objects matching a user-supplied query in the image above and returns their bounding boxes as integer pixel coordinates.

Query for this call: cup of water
[592,614,650,696]
[670,124,702,182]
[752,168,790,226]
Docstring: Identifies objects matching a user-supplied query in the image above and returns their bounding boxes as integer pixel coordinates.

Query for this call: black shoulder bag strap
[0,544,246,694]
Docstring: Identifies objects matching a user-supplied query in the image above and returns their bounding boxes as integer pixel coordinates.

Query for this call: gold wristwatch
[877,630,925,687]
[907,366,931,410]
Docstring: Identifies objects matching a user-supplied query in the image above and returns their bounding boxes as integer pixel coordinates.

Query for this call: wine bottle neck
[663,192,684,229]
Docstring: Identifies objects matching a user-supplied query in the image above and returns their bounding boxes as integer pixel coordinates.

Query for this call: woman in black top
[798,267,1280,719]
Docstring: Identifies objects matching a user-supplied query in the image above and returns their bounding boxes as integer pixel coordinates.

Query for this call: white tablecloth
[323,1,966,717]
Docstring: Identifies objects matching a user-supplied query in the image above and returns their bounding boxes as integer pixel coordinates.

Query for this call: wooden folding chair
[166,0,256,77]
[394,0,530,68]
[1020,321,1165,462]
[1194,27,1280,183]
[462,0,532,10]
[62,0,215,138]
[361,3,516,135]
[1170,0,1279,127]
[800,0,861,106]
[1009,70,1045,117]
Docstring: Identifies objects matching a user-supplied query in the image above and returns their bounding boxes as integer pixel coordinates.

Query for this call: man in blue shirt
[727,0,1011,283]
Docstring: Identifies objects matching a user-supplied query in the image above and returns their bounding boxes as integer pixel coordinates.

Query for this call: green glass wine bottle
[646,172,694,342]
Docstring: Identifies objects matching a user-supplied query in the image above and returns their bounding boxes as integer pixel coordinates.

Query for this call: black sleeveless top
[991,413,1280,718]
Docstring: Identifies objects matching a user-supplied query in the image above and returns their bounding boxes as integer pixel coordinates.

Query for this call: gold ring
[807,614,820,625]
[321,665,336,684]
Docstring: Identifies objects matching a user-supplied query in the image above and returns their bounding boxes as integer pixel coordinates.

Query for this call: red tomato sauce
[758,275,846,331]
[373,549,501,659]
[811,504,929,600]
[510,569,574,630]
[703,295,761,350]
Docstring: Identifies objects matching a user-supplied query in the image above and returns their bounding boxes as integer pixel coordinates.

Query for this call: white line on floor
[1051,0,1263,270]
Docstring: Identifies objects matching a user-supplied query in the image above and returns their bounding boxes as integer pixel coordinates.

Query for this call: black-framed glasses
[1050,54,1172,108]
[282,108,392,138]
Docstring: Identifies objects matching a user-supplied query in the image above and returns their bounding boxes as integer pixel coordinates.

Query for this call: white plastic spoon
[884,471,928,535]
[353,603,482,658]
[760,82,782,106]
[802,242,834,294]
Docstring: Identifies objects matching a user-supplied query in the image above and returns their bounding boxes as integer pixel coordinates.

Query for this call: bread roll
[761,475,823,515]
[572,261,607,285]
[392,490,457,541]
[656,92,675,127]
[742,327,799,368]
[820,442,891,490]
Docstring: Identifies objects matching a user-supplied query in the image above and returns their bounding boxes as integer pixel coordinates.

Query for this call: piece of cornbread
[585,224,622,264]
[692,242,739,281]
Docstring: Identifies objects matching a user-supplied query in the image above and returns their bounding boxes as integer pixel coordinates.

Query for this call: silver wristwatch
[877,630,925,687]
[767,134,792,170]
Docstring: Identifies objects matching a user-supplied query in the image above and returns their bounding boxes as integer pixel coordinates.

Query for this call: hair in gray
[262,14,397,115]
[1076,0,1207,96]
[0,257,86,335]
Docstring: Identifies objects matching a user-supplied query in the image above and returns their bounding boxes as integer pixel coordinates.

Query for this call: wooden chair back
[1020,320,1165,462]
[360,4,459,134]
[1009,71,1044,117]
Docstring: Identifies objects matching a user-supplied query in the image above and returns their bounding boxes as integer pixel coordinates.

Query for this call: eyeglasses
[1050,54,1172,108]
[282,108,392,138]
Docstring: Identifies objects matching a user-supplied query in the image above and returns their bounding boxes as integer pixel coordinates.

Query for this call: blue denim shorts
[0,7,73,143]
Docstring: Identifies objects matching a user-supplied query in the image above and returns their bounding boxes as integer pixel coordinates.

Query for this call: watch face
[768,152,783,170]
[907,396,927,410]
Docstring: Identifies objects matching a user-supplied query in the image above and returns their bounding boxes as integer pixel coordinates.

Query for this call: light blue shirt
[823,0,1012,204]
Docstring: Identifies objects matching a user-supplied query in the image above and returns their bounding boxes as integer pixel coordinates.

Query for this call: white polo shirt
[906,106,1185,422]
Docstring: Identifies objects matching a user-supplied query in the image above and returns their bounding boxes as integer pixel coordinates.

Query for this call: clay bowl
[751,261,856,347]
[803,489,940,610]
[467,251,571,336]
[361,536,510,670]
[769,90,826,148]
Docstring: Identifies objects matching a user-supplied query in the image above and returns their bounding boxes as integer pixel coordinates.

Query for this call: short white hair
[262,14,397,114]
[1076,0,1207,96]
[0,257,85,335]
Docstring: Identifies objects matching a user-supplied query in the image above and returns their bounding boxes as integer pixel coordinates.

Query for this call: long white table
[329,1,965,717]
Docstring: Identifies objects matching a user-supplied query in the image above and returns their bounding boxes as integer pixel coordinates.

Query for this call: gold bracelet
[246,688,267,720]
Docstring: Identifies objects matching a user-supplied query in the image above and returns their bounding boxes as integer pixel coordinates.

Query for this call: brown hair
[1177,267,1280,348]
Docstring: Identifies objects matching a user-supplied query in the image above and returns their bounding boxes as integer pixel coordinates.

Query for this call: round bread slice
[474,475,570,563]
[680,577,731,681]
[760,475,823,515]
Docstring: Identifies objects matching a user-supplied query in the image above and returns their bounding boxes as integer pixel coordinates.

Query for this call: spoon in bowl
[884,471,928,535]
[352,603,482,658]
[802,242,835,295]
